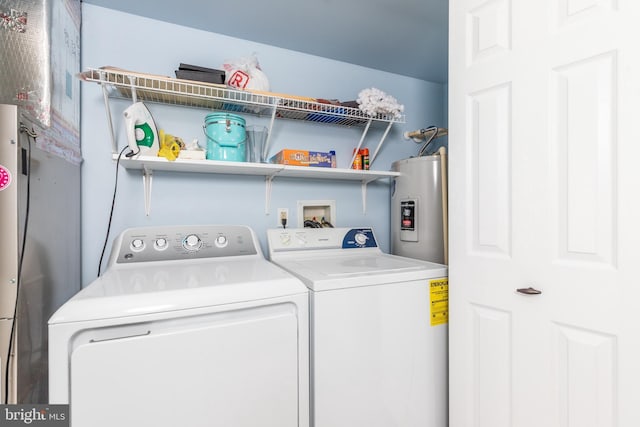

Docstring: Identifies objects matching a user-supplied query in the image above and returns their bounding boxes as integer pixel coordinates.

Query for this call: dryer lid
[49,258,307,324]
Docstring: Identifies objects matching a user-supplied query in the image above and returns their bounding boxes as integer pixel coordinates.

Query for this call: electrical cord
[97,145,129,277]
[4,124,34,404]
[304,219,323,228]
[320,217,334,228]
[125,145,139,158]
[304,217,334,228]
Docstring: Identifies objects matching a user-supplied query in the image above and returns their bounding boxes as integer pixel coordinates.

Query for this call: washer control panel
[112,225,258,264]
[341,228,377,249]
[267,227,379,253]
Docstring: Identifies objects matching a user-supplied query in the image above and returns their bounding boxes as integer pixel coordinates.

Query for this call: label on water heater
[401,200,416,230]
[400,199,418,242]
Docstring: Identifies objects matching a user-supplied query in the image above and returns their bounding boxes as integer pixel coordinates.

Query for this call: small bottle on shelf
[351,148,362,170]
[361,148,370,170]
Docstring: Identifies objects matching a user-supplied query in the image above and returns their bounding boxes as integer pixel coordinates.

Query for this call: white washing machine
[267,227,448,427]
[49,225,309,427]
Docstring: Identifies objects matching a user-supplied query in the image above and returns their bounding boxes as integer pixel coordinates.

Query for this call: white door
[449,1,640,426]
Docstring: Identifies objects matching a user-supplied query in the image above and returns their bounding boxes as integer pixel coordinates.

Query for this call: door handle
[516,286,542,295]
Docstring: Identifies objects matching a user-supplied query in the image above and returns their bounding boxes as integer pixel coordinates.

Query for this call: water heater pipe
[404,127,448,142]
[439,146,449,265]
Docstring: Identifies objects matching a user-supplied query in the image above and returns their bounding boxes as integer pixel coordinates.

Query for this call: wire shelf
[80,67,405,126]
[80,67,404,216]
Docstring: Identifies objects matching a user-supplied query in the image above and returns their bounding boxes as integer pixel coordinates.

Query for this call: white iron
[123,102,159,157]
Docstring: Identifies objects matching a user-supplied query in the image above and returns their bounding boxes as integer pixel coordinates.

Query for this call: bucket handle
[202,124,247,144]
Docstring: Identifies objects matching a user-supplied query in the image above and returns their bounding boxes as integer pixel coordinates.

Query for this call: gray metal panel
[391,155,445,264]
[15,128,81,403]
[0,106,81,403]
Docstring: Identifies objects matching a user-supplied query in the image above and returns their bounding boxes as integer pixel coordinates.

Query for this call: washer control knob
[154,238,168,250]
[183,234,202,251]
[130,238,145,252]
[280,233,291,245]
[214,235,228,248]
[355,233,368,246]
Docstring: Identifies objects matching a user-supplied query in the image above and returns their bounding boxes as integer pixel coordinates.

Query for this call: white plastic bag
[223,54,270,91]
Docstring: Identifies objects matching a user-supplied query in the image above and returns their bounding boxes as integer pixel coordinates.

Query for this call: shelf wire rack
[81,67,405,127]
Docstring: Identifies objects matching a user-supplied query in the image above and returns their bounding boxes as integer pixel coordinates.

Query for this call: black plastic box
[175,63,225,84]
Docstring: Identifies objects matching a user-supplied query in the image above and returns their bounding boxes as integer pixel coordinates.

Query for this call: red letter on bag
[229,70,249,89]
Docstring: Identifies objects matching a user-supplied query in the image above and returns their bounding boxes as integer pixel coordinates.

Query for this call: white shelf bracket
[143,167,153,216]
[99,71,118,154]
[262,99,279,162]
[128,75,138,103]
[349,119,373,167]
[265,175,275,214]
[361,180,368,214]
[369,121,394,166]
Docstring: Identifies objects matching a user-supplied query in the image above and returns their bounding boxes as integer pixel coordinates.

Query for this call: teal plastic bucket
[203,113,247,161]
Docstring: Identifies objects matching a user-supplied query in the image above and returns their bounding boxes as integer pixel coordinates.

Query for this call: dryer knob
[155,238,168,250]
[183,234,202,251]
[215,235,228,248]
[130,238,145,252]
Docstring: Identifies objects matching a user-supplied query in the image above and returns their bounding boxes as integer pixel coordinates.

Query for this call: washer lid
[49,258,307,324]
[272,253,448,291]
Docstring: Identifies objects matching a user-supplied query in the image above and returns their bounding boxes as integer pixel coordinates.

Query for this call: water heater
[391,154,447,264]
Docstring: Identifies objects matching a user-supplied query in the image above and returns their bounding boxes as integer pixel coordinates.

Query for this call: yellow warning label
[430,278,448,326]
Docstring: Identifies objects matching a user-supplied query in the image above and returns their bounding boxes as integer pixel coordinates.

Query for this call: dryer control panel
[109,225,258,264]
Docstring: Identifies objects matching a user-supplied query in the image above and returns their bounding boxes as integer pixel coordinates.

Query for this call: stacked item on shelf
[269,149,336,168]
[175,63,225,84]
[79,66,229,111]
[351,148,370,170]
[307,99,344,123]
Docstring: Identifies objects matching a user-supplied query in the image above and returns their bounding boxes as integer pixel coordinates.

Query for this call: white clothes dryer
[267,227,448,427]
[49,225,309,427]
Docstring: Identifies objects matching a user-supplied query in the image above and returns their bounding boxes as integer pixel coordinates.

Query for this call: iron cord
[97,145,129,277]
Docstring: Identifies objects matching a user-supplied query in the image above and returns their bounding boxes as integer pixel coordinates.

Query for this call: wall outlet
[277,208,289,228]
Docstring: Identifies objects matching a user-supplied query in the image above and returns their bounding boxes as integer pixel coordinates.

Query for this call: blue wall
[80,4,446,286]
